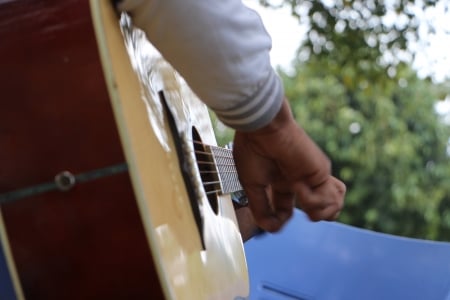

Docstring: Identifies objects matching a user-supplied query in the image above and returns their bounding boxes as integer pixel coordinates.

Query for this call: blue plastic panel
[245,209,450,300]
[0,240,17,300]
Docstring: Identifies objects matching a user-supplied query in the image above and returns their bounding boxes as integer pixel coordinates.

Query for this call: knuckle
[260,219,283,233]
[308,212,323,222]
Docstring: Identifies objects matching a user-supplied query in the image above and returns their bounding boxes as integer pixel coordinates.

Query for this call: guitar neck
[204,145,243,195]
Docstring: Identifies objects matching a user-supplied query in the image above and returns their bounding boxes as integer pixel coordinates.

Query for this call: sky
[243,1,304,73]
[243,0,450,118]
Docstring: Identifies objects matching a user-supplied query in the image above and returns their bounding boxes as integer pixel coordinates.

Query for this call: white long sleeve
[117,0,284,131]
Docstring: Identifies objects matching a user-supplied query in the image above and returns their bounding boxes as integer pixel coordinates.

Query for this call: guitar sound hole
[192,127,219,215]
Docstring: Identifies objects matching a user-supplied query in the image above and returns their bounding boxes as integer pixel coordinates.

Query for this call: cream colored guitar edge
[90,1,249,299]
[89,2,172,298]
[0,210,25,300]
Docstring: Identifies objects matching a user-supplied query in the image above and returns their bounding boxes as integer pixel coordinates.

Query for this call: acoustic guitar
[0,0,249,299]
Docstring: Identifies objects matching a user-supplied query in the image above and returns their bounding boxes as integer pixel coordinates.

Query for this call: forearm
[116,0,284,131]
[235,98,331,187]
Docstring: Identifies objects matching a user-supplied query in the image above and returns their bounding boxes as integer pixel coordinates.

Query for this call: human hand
[233,98,346,232]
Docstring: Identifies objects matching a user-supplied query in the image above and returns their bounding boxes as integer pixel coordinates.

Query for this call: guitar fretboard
[207,146,242,195]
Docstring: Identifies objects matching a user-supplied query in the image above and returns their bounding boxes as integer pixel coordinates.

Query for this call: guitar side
[0,211,24,300]
[90,2,249,299]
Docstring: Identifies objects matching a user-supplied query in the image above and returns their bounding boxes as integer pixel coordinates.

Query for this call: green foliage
[265,0,450,240]
[209,110,234,147]
[211,0,450,241]
[282,58,450,241]
[257,0,450,240]
[211,56,450,240]
[260,0,446,80]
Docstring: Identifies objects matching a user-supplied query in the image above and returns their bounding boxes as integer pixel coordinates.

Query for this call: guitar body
[90,1,248,299]
[0,0,162,298]
[0,0,248,299]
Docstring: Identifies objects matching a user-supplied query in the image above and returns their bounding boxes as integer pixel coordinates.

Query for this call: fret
[207,145,243,194]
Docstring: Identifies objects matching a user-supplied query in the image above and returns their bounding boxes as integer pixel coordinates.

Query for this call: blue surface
[0,241,17,300]
[245,209,450,300]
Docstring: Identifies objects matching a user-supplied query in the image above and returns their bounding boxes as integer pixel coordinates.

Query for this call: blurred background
[212,0,450,242]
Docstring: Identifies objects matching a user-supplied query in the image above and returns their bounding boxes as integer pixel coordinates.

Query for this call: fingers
[234,206,260,242]
[233,124,346,232]
[245,185,295,232]
[272,188,295,221]
[295,176,346,222]
[307,202,342,221]
[244,176,345,231]
[245,185,278,232]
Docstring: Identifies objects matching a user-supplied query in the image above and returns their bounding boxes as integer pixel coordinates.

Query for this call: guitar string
[190,151,235,163]
[0,141,239,203]
[196,164,237,169]
[200,177,241,184]
[199,170,237,174]
[198,170,241,191]
[190,142,242,194]
[192,151,234,160]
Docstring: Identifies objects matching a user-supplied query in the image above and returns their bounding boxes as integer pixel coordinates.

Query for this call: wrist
[234,97,303,159]
[242,97,296,136]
